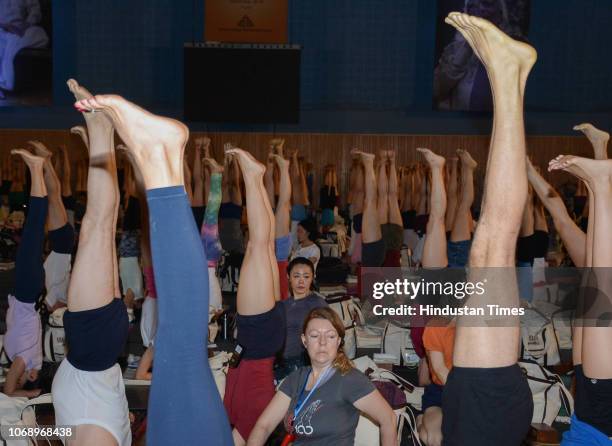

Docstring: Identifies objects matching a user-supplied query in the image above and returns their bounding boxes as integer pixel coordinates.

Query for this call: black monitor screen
[184,44,301,124]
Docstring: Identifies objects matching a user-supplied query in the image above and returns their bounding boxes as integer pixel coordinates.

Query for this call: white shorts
[44,251,71,308]
[140,296,158,348]
[52,360,131,446]
[119,256,143,299]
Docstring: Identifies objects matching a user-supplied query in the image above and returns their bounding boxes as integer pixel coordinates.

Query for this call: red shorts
[278,260,289,301]
[224,357,276,440]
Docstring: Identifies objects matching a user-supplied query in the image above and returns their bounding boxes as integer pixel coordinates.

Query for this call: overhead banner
[205,0,288,43]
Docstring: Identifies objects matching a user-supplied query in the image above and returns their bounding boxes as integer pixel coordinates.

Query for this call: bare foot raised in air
[457,148,477,169]
[573,123,609,159]
[70,125,90,150]
[11,149,45,169]
[351,149,375,164]
[67,78,93,102]
[445,12,537,88]
[203,157,223,174]
[417,148,445,169]
[73,94,188,189]
[27,140,52,159]
[548,155,612,186]
[196,137,211,158]
[225,148,266,178]
[270,153,289,171]
[67,79,113,129]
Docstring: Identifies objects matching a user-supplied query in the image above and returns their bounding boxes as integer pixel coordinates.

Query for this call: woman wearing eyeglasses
[248,307,397,446]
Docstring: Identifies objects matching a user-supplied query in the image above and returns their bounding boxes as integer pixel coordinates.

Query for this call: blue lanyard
[293,367,332,421]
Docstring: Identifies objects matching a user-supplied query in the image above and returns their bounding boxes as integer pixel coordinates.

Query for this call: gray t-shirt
[279,366,375,445]
[281,293,328,358]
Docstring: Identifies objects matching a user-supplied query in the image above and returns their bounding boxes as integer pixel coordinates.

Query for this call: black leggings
[14,196,47,304]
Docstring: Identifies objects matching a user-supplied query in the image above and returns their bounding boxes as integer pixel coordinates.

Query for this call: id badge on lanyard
[285,367,332,440]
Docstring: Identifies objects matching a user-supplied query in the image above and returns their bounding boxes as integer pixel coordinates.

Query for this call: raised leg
[225,148,277,316]
[445,157,459,232]
[450,150,476,242]
[77,92,233,445]
[377,152,389,225]
[273,154,291,238]
[573,123,609,160]
[192,138,206,207]
[444,12,537,369]
[387,151,403,227]
[419,148,447,268]
[527,159,585,266]
[28,141,69,231]
[549,155,612,379]
[67,80,120,312]
[353,150,381,244]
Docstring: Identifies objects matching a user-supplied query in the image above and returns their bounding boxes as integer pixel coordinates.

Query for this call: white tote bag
[519,361,573,426]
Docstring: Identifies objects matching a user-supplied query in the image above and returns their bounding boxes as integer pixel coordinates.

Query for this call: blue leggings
[14,196,48,304]
[146,186,232,445]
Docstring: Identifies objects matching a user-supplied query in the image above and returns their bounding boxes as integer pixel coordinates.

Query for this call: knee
[417,424,429,445]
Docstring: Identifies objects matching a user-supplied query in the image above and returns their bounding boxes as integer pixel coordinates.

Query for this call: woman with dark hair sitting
[248,307,397,446]
[275,257,328,381]
[291,218,321,270]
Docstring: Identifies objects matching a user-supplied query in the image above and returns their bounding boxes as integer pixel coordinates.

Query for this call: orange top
[423,322,456,386]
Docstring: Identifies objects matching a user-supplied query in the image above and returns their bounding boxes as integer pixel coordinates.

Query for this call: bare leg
[264,154,275,208]
[416,165,428,216]
[377,152,389,225]
[419,148,447,268]
[444,158,458,232]
[418,407,443,446]
[59,146,72,198]
[229,158,242,206]
[28,141,68,230]
[71,125,90,151]
[290,149,300,206]
[183,159,193,203]
[79,93,233,445]
[298,157,309,206]
[226,149,276,316]
[445,157,459,232]
[549,155,612,378]
[450,150,476,242]
[573,123,609,160]
[533,199,547,233]
[67,79,120,312]
[192,138,206,207]
[273,154,291,238]
[445,13,537,368]
[352,150,381,244]
[519,186,534,238]
[387,151,403,227]
[11,150,46,197]
[527,159,586,266]
[351,161,364,216]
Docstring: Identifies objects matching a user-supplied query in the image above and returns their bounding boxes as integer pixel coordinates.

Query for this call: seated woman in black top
[275,257,328,381]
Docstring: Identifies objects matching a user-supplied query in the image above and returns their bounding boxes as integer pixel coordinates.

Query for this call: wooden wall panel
[0,129,593,199]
